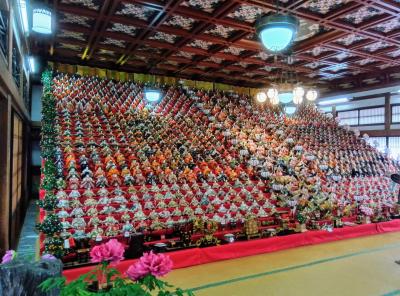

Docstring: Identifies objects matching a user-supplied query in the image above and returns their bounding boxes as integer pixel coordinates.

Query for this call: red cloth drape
[63,220,400,282]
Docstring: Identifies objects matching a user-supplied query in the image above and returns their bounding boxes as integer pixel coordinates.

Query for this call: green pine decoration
[296,212,307,224]
[38,69,65,258]
[44,236,64,258]
[41,160,57,191]
[37,192,58,211]
[36,213,63,235]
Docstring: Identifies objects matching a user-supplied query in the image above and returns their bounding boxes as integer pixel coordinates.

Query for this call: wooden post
[385,92,391,131]
[0,95,11,251]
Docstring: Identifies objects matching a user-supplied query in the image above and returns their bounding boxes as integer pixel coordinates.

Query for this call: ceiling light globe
[270,94,280,105]
[267,87,279,99]
[256,91,267,103]
[32,7,53,34]
[293,86,305,98]
[285,106,296,115]
[256,14,299,53]
[293,94,303,105]
[144,87,162,102]
[306,89,318,101]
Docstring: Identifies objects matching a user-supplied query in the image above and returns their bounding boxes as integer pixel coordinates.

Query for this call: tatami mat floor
[16,204,400,295]
[164,232,400,296]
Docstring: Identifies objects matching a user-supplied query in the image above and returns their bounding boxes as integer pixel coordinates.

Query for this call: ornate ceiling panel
[36,0,400,94]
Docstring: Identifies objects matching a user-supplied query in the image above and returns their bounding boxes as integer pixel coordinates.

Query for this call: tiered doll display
[48,73,399,253]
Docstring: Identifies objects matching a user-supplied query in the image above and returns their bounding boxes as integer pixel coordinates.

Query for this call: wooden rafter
[40,0,400,93]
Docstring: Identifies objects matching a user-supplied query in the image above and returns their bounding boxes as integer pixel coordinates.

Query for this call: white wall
[31,84,42,121]
[31,140,41,166]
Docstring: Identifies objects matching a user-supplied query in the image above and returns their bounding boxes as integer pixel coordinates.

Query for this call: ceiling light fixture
[28,56,36,73]
[144,87,162,103]
[279,92,293,104]
[293,85,305,98]
[293,94,303,105]
[266,87,279,100]
[256,14,299,54]
[318,97,349,105]
[256,91,267,103]
[285,106,297,115]
[270,93,280,105]
[306,89,318,101]
[17,0,29,34]
[32,6,53,34]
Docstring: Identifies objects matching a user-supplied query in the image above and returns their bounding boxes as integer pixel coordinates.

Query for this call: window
[359,107,385,125]
[0,9,8,61]
[12,37,21,89]
[389,137,400,160]
[338,110,358,125]
[366,137,387,153]
[392,105,400,123]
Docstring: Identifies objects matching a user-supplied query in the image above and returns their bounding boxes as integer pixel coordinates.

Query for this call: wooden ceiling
[35,0,400,94]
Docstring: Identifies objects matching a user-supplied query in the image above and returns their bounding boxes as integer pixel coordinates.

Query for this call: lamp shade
[279,92,293,104]
[32,7,53,34]
[256,14,299,53]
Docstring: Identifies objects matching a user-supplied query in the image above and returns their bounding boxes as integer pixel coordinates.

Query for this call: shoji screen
[337,110,359,125]
[359,107,385,125]
[392,106,400,123]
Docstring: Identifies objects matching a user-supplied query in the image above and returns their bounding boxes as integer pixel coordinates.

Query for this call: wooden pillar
[332,106,337,118]
[385,92,391,131]
[0,95,11,251]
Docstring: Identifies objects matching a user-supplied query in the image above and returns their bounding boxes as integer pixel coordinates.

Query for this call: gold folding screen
[50,62,260,96]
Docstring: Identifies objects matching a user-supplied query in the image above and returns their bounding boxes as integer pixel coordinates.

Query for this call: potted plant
[40,239,194,295]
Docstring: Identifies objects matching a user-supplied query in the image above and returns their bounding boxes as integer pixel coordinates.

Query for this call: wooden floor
[164,232,400,296]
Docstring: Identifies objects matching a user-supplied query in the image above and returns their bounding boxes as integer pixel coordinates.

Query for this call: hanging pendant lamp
[256,14,299,53]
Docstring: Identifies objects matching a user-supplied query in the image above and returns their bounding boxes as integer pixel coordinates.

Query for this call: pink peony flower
[2,250,16,264]
[126,251,173,281]
[90,239,125,263]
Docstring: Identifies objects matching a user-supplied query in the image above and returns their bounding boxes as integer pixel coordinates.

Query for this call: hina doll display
[47,73,399,257]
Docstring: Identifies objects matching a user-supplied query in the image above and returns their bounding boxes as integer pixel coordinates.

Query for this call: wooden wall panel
[0,96,11,252]
[9,112,23,248]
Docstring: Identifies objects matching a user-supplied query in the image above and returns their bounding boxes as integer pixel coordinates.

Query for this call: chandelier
[255,68,319,111]
[257,84,318,105]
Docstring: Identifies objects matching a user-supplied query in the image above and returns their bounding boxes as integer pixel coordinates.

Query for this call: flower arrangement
[40,239,194,295]
[1,250,17,264]
[1,250,57,264]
